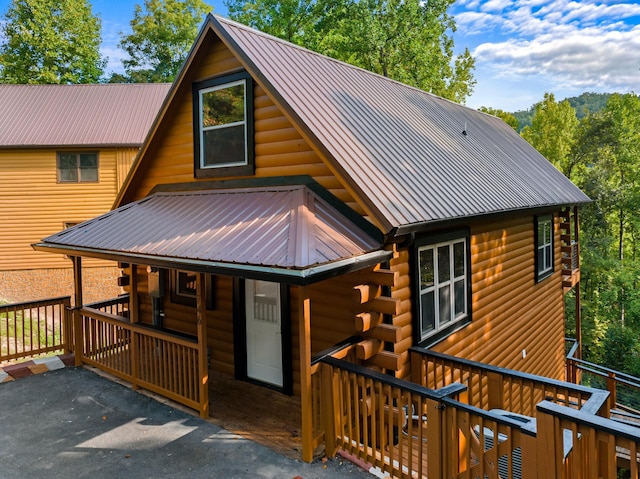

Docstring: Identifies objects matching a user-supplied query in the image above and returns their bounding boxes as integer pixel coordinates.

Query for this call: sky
[0,0,638,112]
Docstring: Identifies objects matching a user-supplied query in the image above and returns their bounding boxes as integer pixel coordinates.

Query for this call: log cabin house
[0,83,169,303]
[33,15,637,479]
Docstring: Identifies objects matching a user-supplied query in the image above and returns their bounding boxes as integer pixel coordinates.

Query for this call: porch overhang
[32,184,390,285]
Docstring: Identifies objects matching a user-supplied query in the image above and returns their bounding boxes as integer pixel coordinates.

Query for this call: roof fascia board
[112,15,217,209]
[208,15,393,234]
[31,243,391,286]
[392,202,592,238]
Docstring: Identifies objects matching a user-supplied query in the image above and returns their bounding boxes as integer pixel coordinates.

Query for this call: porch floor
[207,371,304,460]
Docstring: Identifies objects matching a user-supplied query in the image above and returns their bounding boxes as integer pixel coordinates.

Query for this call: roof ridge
[213,14,478,113]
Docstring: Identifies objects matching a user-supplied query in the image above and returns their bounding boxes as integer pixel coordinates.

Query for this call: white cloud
[454,0,640,109]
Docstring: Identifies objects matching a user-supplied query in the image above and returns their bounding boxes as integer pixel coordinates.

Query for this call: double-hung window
[193,71,254,178]
[57,152,98,182]
[536,215,554,281]
[417,236,469,342]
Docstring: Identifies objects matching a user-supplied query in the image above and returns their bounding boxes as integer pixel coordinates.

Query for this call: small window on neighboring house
[193,71,254,178]
[415,234,470,343]
[536,215,554,281]
[57,152,99,182]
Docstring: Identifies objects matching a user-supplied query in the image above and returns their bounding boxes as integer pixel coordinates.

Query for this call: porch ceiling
[32,184,389,285]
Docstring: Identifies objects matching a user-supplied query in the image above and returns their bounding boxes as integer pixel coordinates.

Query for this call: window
[536,215,554,281]
[416,237,469,342]
[57,152,98,182]
[193,71,254,178]
[171,270,215,309]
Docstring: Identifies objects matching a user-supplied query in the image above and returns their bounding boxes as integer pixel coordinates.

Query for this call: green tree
[118,0,212,83]
[225,0,475,103]
[478,106,518,130]
[226,0,317,44]
[0,0,105,84]
[521,93,579,178]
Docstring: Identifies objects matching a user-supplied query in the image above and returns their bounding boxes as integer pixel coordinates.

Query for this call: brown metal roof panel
[214,16,590,230]
[39,185,382,270]
[0,84,170,147]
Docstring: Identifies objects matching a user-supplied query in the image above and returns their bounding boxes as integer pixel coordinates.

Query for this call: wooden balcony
[560,207,581,293]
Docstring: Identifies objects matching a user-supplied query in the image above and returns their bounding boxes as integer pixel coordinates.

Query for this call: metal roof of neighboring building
[33,185,389,285]
[0,83,171,148]
[207,15,590,234]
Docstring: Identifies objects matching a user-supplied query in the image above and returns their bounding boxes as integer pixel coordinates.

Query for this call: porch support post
[129,264,138,324]
[196,272,209,418]
[72,256,83,367]
[299,286,314,462]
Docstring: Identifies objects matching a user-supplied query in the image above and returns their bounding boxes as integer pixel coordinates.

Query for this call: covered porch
[32,182,393,462]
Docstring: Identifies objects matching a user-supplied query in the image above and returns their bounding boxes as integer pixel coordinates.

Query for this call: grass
[0,302,64,364]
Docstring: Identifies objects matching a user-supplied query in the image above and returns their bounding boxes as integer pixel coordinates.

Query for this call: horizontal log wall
[123,30,363,216]
[429,214,566,381]
[0,147,137,272]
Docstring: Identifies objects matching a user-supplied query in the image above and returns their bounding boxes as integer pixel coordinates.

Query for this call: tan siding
[429,214,566,380]
[123,32,365,216]
[0,148,135,271]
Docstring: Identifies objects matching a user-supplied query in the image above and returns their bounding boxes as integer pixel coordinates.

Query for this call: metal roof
[0,83,171,148]
[208,15,590,233]
[33,185,389,285]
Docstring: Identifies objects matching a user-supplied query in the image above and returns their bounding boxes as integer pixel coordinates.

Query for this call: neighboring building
[34,15,603,474]
[0,83,170,303]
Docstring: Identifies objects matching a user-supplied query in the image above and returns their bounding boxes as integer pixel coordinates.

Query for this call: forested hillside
[513,92,611,132]
[517,92,640,376]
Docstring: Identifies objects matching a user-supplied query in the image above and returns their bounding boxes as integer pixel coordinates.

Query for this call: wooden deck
[208,371,305,460]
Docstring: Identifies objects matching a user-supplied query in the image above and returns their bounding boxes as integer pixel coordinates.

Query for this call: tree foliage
[118,0,211,83]
[521,93,579,178]
[478,106,518,130]
[519,92,640,373]
[0,0,105,84]
[225,0,475,103]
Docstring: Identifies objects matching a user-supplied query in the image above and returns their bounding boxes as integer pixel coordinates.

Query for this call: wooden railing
[74,304,202,413]
[566,338,640,417]
[320,349,640,478]
[0,296,71,363]
[411,347,609,418]
[321,357,464,478]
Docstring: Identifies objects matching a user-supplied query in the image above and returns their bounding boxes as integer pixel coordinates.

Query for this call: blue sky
[0,0,639,112]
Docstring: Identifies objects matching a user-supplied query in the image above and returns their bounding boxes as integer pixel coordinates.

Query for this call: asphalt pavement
[0,366,374,479]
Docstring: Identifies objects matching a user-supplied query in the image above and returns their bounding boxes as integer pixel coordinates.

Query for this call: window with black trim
[57,152,98,182]
[535,215,554,281]
[193,71,254,178]
[171,270,215,309]
[416,236,469,342]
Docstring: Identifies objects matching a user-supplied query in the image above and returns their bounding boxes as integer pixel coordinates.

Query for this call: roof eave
[390,200,593,238]
[31,242,392,286]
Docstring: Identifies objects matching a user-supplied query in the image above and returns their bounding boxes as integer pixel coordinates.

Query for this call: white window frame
[418,237,468,341]
[198,79,248,170]
[536,216,554,281]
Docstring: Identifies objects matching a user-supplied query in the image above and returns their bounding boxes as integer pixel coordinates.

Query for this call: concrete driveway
[0,367,373,479]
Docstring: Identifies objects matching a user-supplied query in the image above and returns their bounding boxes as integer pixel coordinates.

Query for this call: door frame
[233,278,293,395]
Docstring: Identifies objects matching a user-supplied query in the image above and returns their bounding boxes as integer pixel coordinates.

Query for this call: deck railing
[74,302,202,412]
[566,338,640,416]
[320,349,640,478]
[411,347,609,418]
[0,296,71,363]
[320,355,532,479]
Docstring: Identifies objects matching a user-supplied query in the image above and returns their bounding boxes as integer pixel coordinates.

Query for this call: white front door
[245,279,283,387]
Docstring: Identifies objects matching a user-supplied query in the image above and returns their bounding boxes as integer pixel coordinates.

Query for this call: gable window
[536,215,554,281]
[193,71,254,178]
[57,152,98,182]
[416,235,469,343]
